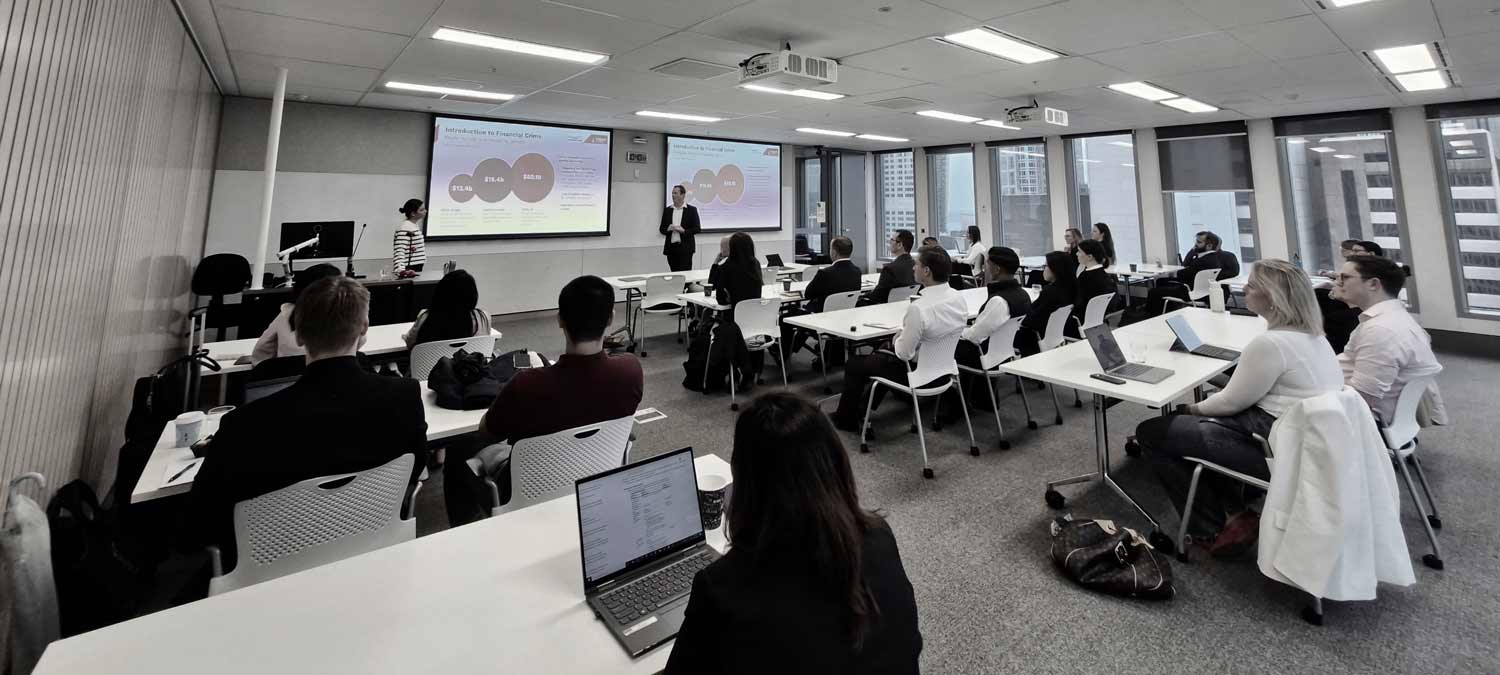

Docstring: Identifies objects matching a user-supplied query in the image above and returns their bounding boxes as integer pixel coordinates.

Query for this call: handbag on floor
[1049,516,1174,600]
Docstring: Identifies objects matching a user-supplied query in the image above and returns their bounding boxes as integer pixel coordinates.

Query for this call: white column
[1134,127,1169,265]
[972,141,994,245]
[1247,118,1290,261]
[250,67,288,289]
[1046,135,1070,249]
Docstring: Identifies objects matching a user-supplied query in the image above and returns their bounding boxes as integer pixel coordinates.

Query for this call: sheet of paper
[633,407,667,424]
[161,457,203,488]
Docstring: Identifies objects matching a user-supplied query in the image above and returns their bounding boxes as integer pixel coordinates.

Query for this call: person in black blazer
[782,236,863,356]
[1074,239,1116,333]
[186,276,427,572]
[862,229,915,305]
[666,393,921,675]
[708,232,763,313]
[1018,251,1077,355]
[660,184,702,271]
[1147,231,1241,316]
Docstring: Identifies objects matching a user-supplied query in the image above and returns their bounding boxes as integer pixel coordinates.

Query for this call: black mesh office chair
[192,254,251,341]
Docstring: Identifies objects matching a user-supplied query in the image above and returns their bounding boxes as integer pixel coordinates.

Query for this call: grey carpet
[413,309,1500,674]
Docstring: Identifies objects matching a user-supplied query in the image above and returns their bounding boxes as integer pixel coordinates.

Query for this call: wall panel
[0,0,220,499]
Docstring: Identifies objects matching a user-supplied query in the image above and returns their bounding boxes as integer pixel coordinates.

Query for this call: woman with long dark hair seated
[1017,251,1077,355]
[403,269,491,348]
[1073,239,1116,333]
[1090,221,1116,268]
[666,392,922,674]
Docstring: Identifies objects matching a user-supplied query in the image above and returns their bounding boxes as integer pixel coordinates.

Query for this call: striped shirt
[393,221,426,271]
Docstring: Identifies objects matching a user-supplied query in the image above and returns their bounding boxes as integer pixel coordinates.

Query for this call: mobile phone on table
[513,351,534,369]
[1090,372,1126,385]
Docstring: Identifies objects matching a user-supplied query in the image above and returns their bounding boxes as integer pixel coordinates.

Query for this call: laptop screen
[766,254,784,268]
[1083,323,1127,371]
[577,448,704,587]
[1165,314,1203,352]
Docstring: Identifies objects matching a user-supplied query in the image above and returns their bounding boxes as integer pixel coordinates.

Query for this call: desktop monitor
[279,221,355,260]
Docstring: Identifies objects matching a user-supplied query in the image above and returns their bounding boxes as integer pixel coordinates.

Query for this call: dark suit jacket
[187,356,427,568]
[709,258,763,314]
[664,521,922,675]
[1021,282,1075,339]
[804,259,864,312]
[659,205,702,255]
[1075,267,1117,328]
[1175,249,1240,286]
[865,254,915,304]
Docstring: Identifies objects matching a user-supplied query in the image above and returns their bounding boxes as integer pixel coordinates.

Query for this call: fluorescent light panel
[1107,81,1178,101]
[1310,146,1336,153]
[1286,138,1308,144]
[1450,140,1474,147]
[856,134,909,142]
[1393,69,1448,91]
[1371,44,1437,74]
[385,81,514,100]
[1159,97,1218,113]
[940,27,1061,64]
[432,27,608,64]
[796,127,856,137]
[918,110,980,123]
[1455,149,1479,155]
[1333,154,1356,159]
[977,119,1020,129]
[635,110,721,122]
[1108,141,1134,148]
[1327,0,1380,6]
[741,84,844,101]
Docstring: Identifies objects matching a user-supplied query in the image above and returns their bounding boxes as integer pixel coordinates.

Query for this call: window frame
[1064,130,1147,265]
[1156,130,1258,265]
[873,148,915,262]
[987,138,1053,258]
[923,144,977,251]
[1428,117,1500,321]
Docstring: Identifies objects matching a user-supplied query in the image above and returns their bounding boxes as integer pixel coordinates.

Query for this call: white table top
[782,286,1037,341]
[1111,263,1182,278]
[45,454,734,675]
[998,308,1267,408]
[676,274,881,311]
[603,263,808,292]
[201,325,502,375]
[132,383,488,504]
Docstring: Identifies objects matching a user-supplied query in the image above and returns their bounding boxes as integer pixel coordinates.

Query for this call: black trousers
[831,353,948,425]
[1146,280,1191,317]
[1136,407,1274,537]
[666,244,693,272]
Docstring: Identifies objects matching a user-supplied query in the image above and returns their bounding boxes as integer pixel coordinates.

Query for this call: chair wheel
[1428,515,1442,530]
[969,446,980,456]
[730,403,739,412]
[932,422,943,432]
[1176,552,1189,564]
[1054,415,1064,425]
[640,351,648,357]
[1148,530,1176,555]
[999,439,1011,451]
[1422,554,1444,570]
[1027,420,1038,430]
[859,443,870,454]
[1073,399,1083,408]
[1124,438,1142,457]
[922,467,934,479]
[1301,606,1324,626]
[1044,489,1065,509]
[909,424,918,434]
[676,337,683,343]
[824,386,834,395]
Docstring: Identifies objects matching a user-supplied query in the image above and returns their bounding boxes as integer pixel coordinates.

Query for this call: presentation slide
[427,117,611,240]
[666,136,781,232]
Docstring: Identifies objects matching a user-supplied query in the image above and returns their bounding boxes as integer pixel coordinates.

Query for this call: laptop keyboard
[600,552,714,625]
[1196,345,1239,360]
[1112,362,1155,378]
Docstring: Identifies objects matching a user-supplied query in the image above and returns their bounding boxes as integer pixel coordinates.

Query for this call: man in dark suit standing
[861,229,916,305]
[187,275,427,572]
[661,184,701,271]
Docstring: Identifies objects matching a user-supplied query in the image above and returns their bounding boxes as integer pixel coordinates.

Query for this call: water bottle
[1209,283,1226,313]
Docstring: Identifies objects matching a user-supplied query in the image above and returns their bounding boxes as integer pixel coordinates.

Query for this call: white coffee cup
[174,411,206,447]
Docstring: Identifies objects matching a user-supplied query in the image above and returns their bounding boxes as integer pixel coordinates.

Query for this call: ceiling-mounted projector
[739,49,839,88]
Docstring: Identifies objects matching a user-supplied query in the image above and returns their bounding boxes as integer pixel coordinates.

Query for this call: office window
[1430,114,1500,318]
[926,146,976,251]
[1067,133,1143,264]
[989,142,1051,257]
[1277,129,1413,274]
[798,157,823,255]
[1158,131,1258,265]
[875,150,915,260]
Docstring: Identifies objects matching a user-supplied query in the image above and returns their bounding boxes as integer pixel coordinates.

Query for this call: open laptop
[1165,314,1241,361]
[576,447,720,658]
[1083,323,1174,384]
[765,253,785,269]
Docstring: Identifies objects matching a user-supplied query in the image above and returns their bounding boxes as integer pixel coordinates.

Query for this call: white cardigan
[1258,387,1415,601]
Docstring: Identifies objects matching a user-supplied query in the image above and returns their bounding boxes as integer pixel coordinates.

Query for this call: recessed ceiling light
[1317,133,1386,143]
[432,27,608,64]
[796,127,856,137]
[636,110,721,122]
[977,119,1020,129]
[1455,149,1479,155]
[938,27,1061,64]
[856,134,909,142]
[1371,44,1437,74]
[1108,141,1134,148]
[741,84,845,101]
[1286,138,1309,144]
[1394,69,1448,91]
[1310,146,1336,153]
[1159,97,1219,113]
[1333,154,1356,159]
[918,110,981,123]
[1326,0,1380,6]
[1122,163,1136,168]
[385,81,514,100]
[1106,81,1178,101]
[1450,140,1474,147]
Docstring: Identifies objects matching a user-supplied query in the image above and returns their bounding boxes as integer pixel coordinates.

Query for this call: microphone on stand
[347,223,368,278]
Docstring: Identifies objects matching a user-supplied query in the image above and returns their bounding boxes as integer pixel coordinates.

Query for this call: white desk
[997,308,1267,534]
[132,384,487,504]
[675,274,880,312]
[603,264,809,347]
[200,324,503,376]
[43,454,734,675]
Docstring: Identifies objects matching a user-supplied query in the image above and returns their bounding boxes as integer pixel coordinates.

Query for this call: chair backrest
[192,253,251,297]
[822,290,861,313]
[887,284,921,304]
[499,417,634,515]
[976,313,1025,370]
[248,355,305,383]
[244,375,298,404]
[1039,305,1074,351]
[1189,268,1221,300]
[641,274,686,310]
[1382,373,1434,450]
[800,264,823,280]
[210,454,415,596]
[410,334,497,380]
[906,331,963,389]
[734,297,782,342]
[761,267,779,285]
[1080,292,1115,330]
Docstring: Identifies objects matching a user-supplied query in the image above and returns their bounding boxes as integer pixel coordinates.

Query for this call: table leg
[1095,393,1159,528]
[819,333,832,395]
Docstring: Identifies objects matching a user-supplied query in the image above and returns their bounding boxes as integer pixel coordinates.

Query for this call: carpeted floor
[412,308,1500,674]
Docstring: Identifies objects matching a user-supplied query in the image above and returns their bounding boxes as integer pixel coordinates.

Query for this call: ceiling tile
[606,32,764,76]
[987,0,1216,56]
[1318,0,1442,51]
[359,91,506,116]
[535,0,750,29]
[217,7,408,69]
[1261,76,1394,105]
[942,57,1129,99]
[239,79,366,105]
[822,65,924,96]
[926,0,1060,21]
[214,0,444,36]
[1432,0,1500,39]
[853,82,1000,109]
[1181,0,1310,29]
[550,67,714,102]
[1230,15,1345,62]
[1453,59,1500,87]
[1275,52,1377,86]
[694,0,967,60]
[1445,32,1500,67]
[841,38,1020,83]
[1090,32,1269,78]
[1156,62,1292,96]
[668,87,797,116]
[427,0,676,57]
[230,51,381,92]
[385,39,593,91]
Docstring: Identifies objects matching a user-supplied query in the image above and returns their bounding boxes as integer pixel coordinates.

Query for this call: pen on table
[168,460,199,484]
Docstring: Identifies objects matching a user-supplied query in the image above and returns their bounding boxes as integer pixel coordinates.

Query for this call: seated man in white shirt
[830,246,969,432]
[1333,255,1447,425]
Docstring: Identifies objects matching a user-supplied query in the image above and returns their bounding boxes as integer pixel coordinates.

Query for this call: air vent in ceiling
[867,97,932,110]
[651,58,736,80]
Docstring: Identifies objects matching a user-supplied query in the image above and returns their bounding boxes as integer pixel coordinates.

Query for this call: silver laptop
[1165,314,1241,361]
[576,447,720,658]
[1083,324,1174,384]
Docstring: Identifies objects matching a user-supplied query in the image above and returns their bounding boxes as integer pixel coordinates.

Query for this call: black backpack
[47,481,147,636]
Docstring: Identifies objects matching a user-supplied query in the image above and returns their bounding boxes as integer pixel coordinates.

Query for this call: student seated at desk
[444,275,643,526]
[402,269,492,349]
[1146,231,1240,317]
[1091,222,1116,269]
[189,276,427,570]
[944,246,1031,417]
[666,392,922,675]
[1073,240,1115,330]
[249,264,342,364]
[862,230,915,305]
[1017,251,1077,355]
[781,236,863,357]
[708,232,764,316]
[1136,259,1342,558]
[1332,255,1447,426]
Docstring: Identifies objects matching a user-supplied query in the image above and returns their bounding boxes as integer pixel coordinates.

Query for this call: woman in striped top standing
[394,198,427,274]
